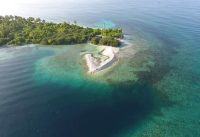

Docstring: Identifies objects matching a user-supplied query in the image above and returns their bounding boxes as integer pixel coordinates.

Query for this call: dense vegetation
[91,36,121,47]
[0,15,123,47]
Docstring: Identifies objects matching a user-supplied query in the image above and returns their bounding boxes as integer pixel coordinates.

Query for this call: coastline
[84,46,118,73]
[84,39,131,74]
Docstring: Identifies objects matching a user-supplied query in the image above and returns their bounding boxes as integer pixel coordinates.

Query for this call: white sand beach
[84,46,119,73]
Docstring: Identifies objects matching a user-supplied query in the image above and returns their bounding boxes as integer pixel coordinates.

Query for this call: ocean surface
[0,0,200,137]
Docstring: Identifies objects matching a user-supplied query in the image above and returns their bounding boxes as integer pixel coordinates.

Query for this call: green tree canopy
[0,15,123,47]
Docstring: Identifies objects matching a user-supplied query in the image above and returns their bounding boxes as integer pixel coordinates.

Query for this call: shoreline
[84,38,132,74]
[84,46,118,73]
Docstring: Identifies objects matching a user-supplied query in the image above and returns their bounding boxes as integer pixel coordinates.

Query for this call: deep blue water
[0,0,200,137]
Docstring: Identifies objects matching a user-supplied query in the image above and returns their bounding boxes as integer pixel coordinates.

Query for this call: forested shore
[0,15,123,47]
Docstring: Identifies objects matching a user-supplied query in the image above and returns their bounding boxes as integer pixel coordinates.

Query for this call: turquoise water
[0,0,200,137]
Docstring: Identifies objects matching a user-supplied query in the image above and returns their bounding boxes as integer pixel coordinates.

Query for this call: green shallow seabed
[1,21,199,137]
[114,35,200,137]
[1,26,199,137]
[33,20,154,89]
[33,33,154,87]
[93,20,116,29]
[32,33,172,137]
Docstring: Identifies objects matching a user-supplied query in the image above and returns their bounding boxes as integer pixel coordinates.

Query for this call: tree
[91,36,100,45]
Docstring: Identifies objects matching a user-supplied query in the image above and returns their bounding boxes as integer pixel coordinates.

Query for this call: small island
[0,15,124,73]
